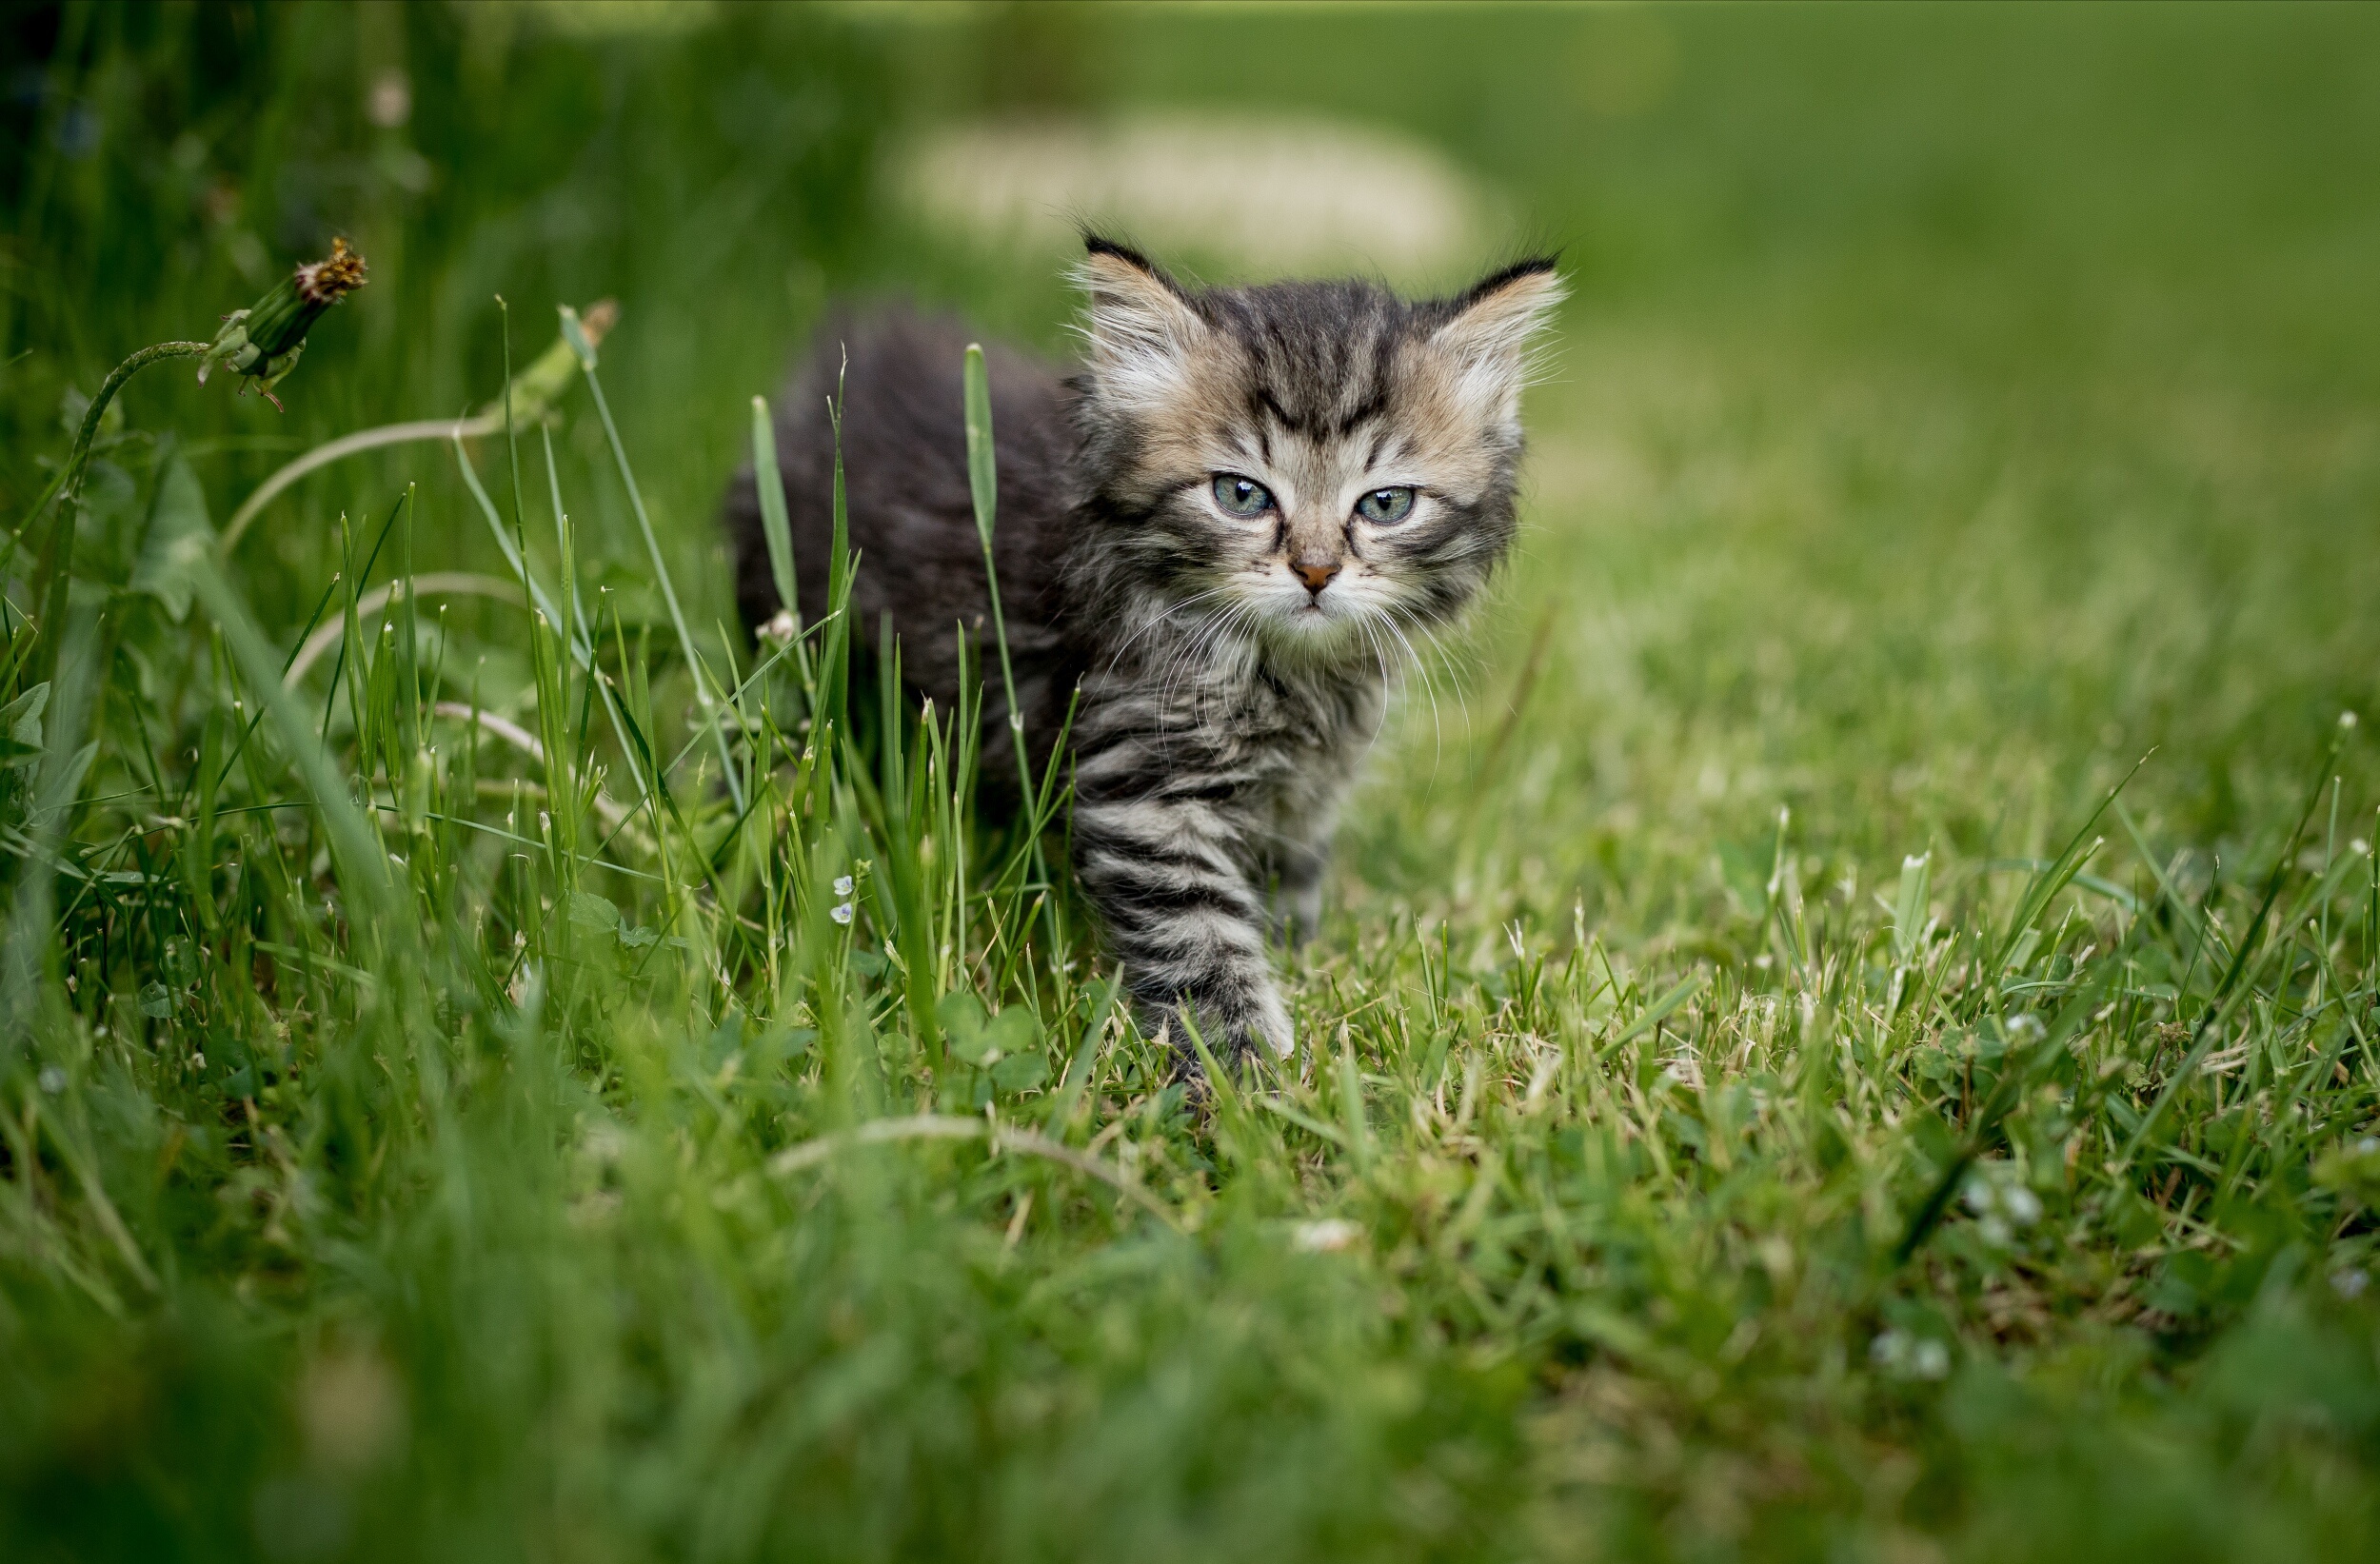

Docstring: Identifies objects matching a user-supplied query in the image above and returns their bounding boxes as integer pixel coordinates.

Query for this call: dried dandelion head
[199,237,369,407]
[292,237,369,309]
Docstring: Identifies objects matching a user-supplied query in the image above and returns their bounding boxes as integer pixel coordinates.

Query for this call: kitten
[725,237,1562,1065]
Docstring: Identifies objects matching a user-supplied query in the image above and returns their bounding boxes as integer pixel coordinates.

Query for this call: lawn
[6,5,2380,1560]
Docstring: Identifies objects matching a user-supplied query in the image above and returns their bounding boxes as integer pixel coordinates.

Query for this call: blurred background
[4,0,2378,910]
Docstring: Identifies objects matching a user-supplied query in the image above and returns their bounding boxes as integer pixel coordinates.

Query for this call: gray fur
[725,240,1562,1065]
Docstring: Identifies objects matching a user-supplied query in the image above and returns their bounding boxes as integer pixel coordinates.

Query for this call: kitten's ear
[1074,236,1206,411]
[1430,257,1565,426]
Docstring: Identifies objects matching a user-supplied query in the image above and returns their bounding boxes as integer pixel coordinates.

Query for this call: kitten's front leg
[1262,729,1366,946]
[1071,782,1293,1067]
[1266,831,1330,947]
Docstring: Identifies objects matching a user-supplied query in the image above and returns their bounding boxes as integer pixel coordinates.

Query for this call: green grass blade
[751,394,799,624]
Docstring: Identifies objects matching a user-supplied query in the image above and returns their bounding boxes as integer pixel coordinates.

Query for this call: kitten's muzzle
[1291,559,1342,596]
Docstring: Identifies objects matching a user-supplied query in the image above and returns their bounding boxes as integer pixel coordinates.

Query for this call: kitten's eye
[1210,474,1273,518]
[1354,486,1417,525]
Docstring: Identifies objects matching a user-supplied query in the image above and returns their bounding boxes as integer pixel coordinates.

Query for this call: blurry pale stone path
[892,112,1492,284]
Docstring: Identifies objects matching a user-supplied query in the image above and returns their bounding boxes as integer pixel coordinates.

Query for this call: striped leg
[1259,726,1366,948]
[1264,830,1331,947]
[1071,770,1293,1068]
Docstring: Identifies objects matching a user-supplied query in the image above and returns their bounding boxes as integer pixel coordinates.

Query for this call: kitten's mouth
[1232,572,1378,648]
[1267,599,1361,641]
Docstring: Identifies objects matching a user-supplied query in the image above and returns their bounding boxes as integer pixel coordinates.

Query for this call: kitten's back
[724,307,1079,738]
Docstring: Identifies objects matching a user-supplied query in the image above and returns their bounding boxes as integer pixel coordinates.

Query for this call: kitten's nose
[1292,560,1341,596]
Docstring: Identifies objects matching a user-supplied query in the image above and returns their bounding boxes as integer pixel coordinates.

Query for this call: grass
[7,4,2380,1560]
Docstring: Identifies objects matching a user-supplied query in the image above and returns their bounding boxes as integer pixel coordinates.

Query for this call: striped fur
[726,239,1562,1067]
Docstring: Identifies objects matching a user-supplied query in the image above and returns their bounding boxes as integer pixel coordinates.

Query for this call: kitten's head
[1070,236,1562,665]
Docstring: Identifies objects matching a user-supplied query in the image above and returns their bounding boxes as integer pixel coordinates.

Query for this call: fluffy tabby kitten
[725,237,1562,1064]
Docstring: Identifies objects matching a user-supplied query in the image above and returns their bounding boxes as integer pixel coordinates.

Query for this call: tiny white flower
[1870,1329,1952,1381]
[1962,1162,2042,1235]
[2333,1269,2370,1299]
[833,876,854,897]
[1291,1218,1362,1253]
[830,902,855,925]
[37,1065,66,1096]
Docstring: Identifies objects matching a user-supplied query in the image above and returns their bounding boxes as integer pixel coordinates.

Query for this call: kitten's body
[726,241,1560,1063]
[729,311,1081,792]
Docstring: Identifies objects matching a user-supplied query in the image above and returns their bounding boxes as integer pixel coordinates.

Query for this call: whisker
[1151,598,1253,737]
[1371,610,1445,775]
[1387,601,1472,738]
[1103,582,1241,673]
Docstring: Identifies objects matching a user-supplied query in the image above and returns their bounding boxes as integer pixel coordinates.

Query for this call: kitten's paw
[1150,987,1295,1076]
[1207,994,1295,1071]
[1249,987,1296,1060]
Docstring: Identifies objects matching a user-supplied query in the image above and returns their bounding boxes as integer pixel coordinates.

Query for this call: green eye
[1355,486,1416,525]
[1211,474,1273,517]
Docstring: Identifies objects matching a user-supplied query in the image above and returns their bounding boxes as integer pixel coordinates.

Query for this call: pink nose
[1293,561,1341,595]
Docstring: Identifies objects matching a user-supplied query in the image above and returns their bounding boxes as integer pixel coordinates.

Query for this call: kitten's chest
[1079,642,1383,821]
[1207,663,1382,802]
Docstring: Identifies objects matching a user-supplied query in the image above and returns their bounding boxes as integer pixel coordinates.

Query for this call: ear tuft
[1455,255,1562,310]
[1429,257,1565,426]
[1081,232,1169,277]
[1072,235,1204,413]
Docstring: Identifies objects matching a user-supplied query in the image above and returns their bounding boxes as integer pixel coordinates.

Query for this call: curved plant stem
[280,571,526,686]
[9,340,211,553]
[23,340,208,686]
[61,341,210,502]
[220,414,500,555]
[217,304,618,555]
[764,1113,1180,1230]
